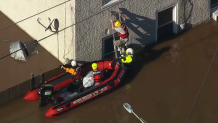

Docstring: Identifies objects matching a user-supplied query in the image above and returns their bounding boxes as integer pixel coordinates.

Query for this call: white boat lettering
[82,93,92,101]
[93,90,99,96]
[73,87,108,104]
[57,107,64,112]
[99,86,107,93]
[73,98,82,104]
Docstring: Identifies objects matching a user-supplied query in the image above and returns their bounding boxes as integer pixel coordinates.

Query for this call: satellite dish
[54,19,59,32]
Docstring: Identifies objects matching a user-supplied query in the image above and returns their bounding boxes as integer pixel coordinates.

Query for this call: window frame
[211,0,218,9]
[210,0,218,15]
[102,33,119,59]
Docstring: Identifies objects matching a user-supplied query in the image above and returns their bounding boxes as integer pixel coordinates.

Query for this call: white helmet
[126,48,134,55]
[71,60,76,67]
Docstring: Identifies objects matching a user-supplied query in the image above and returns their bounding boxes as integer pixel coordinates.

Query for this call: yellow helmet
[92,63,98,70]
[115,20,122,27]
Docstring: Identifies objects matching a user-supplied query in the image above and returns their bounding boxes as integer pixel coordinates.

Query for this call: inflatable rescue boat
[24,60,125,117]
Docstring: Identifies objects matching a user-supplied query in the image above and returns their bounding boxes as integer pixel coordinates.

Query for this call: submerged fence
[0,66,65,105]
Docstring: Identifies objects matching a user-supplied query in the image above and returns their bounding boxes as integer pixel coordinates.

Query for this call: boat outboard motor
[38,84,54,107]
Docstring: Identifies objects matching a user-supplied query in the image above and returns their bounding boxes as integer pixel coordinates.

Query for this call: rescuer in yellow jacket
[120,48,134,69]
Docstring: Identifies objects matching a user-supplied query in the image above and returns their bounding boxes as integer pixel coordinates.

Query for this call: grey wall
[180,0,210,26]
[75,0,209,61]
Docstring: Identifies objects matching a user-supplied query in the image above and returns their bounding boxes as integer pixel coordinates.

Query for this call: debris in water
[31,50,39,55]
[169,43,180,64]
[144,53,148,56]
[126,84,131,90]
[0,40,9,42]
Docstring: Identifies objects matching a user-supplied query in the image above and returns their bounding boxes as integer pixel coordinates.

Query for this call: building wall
[0,0,210,62]
[181,0,210,26]
[0,0,76,64]
[74,0,210,61]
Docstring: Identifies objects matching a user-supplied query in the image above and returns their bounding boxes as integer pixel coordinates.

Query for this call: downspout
[181,0,187,30]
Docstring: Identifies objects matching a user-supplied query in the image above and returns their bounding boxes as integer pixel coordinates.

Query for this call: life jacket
[63,66,82,80]
[92,69,102,82]
[118,23,129,39]
[73,67,83,81]
[63,67,76,75]
[121,54,133,64]
[75,71,82,80]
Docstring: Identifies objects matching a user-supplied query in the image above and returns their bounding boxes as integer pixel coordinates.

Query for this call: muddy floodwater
[1,13,218,123]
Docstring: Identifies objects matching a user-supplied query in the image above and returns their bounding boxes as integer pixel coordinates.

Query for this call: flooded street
[2,13,218,123]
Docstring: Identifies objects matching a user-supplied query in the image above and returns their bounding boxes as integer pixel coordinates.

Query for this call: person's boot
[117,47,121,52]
[121,52,125,57]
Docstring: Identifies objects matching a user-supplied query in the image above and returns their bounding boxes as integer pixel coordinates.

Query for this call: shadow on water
[123,46,171,84]
[101,43,171,85]
[149,28,190,47]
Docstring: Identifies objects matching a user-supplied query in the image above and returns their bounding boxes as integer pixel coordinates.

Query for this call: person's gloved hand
[105,68,108,73]
[119,56,126,61]
[60,65,64,69]
[110,19,113,23]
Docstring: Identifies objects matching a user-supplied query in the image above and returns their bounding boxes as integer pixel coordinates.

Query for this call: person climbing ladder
[110,13,129,56]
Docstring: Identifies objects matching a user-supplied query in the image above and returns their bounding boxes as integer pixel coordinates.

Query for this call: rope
[184,47,218,123]
[183,0,186,24]
[57,34,60,74]
[0,0,71,32]
[63,3,75,60]
[63,2,67,61]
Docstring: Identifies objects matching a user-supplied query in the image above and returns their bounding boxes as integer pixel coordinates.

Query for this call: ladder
[110,9,122,59]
